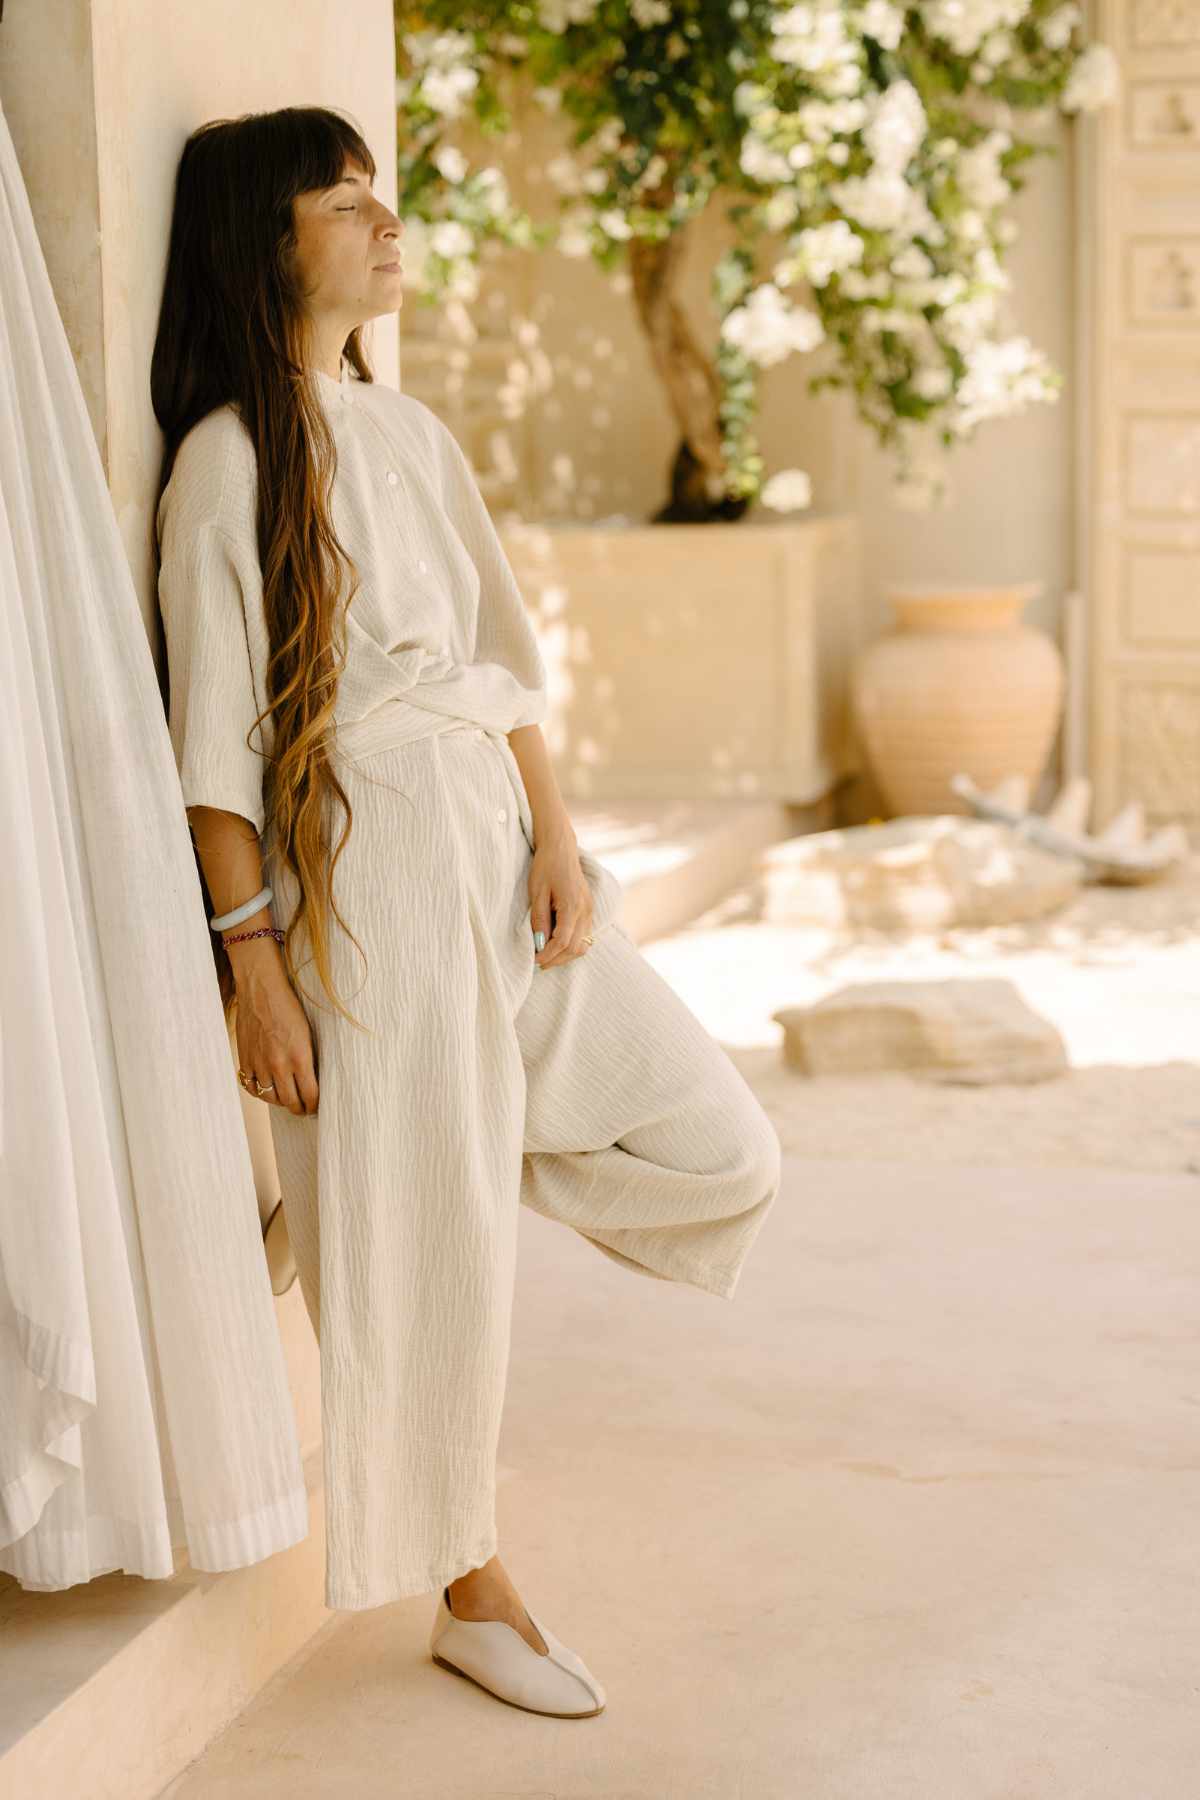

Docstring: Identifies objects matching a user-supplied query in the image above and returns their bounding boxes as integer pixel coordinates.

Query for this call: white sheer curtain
[0,97,309,1589]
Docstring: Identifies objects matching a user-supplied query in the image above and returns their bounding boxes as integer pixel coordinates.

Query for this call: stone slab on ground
[774,975,1069,1084]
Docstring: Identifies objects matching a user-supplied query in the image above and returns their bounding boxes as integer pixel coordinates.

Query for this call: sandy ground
[637,843,1200,1176]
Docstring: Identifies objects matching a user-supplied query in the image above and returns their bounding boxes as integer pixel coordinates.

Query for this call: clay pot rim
[884,580,1044,605]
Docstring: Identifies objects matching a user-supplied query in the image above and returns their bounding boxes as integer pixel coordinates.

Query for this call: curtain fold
[0,96,309,1590]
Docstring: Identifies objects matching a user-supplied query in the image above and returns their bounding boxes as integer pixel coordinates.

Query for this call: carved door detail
[1084,1,1200,825]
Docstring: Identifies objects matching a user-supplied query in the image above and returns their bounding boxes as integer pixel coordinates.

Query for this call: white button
[473,728,484,739]
[418,559,429,573]
[386,470,399,486]
[497,808,508,823]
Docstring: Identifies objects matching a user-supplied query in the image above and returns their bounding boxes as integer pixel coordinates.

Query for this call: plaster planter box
[499,515,864,804]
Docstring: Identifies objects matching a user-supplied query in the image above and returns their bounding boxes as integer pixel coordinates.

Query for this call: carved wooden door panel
[1083,0,1200,827]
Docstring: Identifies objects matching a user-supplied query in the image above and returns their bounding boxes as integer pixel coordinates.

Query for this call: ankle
[448,1556,501,1597]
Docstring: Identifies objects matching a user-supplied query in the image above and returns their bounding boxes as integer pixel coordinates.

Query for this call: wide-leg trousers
[264,709,781,1611]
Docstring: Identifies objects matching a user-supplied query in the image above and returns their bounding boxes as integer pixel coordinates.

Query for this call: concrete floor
[158,1152,1200,1799]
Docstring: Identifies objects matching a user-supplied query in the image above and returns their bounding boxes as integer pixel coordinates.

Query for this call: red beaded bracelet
[222,926,285,947]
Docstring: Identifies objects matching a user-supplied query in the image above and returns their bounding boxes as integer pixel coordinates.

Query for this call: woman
[152,104,781,1718]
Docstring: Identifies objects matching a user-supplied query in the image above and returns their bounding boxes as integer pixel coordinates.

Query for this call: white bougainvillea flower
[433,143,469,183]
[771,0,862,92]
[831,169,936,238]
[890,243,934,280]
[955,129,1012,208]
[538,0,601,30]
[597,208,634,239]
[863,79,927,174]
[422,64,480,117]
[761,467,813,510]
[952,332,1058,429]
[741,135,794,183]
[798,96,869,140]
[431,219,475,258]
[401,26,467,65]
[721,283,825,366]
[733,79,766,116]
[921,0,1031,59]
[631,0,671,24]
[911,363,954,399]
[858,0,905,50]
[556,211,594,256]
[763,190,801,231]
[474,167,510,215]
[1061,43,1119,112]
[790,218,865,286]
[1040,2,1080,50]
[839,267,891,299]
[447,259,481,301]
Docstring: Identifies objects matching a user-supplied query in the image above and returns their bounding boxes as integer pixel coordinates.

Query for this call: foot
[446,1555,549,1656]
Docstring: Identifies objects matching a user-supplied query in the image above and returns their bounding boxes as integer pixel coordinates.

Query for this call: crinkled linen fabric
[157,358,781,1610]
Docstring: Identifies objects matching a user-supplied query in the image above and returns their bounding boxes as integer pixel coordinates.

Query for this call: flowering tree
[394,2,1117,521]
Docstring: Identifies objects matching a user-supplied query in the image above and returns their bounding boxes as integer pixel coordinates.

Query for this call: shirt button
[473,728,484,739]
[418,558,429,573]
[386,470,399,486]
[496,807,508,823]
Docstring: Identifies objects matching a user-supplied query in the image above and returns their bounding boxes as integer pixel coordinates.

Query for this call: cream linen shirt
[156,357,548,837]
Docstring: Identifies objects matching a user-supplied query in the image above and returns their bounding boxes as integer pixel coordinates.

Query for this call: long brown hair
[150,105,377,1033]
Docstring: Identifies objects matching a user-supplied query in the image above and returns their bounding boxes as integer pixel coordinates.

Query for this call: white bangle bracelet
[210,884,273,932]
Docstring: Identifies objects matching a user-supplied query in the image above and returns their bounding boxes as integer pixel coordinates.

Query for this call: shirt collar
[313,355,354,405]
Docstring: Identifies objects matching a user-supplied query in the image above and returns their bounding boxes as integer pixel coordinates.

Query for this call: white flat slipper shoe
[429,1585,606,1718]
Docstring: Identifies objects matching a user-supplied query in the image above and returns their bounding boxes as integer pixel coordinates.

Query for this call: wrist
[531,810,576,852]
[223,926,286,985]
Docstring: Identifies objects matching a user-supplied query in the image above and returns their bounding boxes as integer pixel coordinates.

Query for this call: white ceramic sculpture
[950,772,1190,885]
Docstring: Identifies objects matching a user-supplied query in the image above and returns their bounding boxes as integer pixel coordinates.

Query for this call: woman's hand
[232,953,320,1115]
[529,826,594,969]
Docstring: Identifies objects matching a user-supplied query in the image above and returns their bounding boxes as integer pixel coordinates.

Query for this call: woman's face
[291,155,404,331]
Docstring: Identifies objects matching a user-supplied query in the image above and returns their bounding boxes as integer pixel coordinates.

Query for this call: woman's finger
[537,903,577,968]
[294,1061,320,1116]
[268,1068,304,1115]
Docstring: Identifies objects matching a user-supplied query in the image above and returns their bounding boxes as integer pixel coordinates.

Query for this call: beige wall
[0,0,399,636]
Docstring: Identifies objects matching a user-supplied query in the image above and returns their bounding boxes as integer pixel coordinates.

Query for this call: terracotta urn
[850,582,1064,817]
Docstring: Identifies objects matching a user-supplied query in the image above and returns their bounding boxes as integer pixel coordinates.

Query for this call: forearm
[505,724,575,851]
[187,805,287,991]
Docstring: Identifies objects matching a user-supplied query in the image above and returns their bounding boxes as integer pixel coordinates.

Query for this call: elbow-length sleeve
[157,517,269,837]
[425,411,549,729]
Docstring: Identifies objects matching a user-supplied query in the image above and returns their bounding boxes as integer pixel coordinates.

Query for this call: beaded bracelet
[223,925,285,947]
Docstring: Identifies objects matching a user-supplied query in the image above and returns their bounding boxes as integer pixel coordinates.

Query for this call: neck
[308,324,351,383]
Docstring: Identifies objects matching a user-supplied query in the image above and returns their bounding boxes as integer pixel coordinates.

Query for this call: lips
[375,261,402,272]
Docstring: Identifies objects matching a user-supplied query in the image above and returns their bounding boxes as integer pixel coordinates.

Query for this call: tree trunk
[627,228,747,523]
